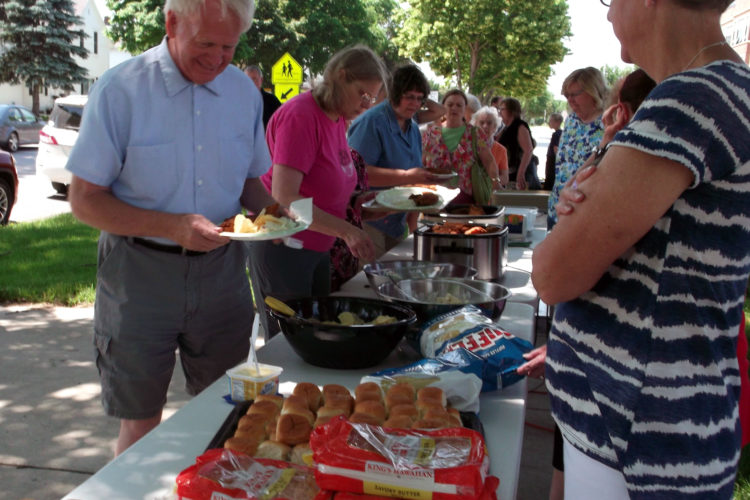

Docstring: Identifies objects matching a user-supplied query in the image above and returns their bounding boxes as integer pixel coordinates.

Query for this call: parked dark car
[0,104,45,153]
[0,149,18,225]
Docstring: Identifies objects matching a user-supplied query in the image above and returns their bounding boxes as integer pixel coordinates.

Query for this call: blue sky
[547,0,631,95]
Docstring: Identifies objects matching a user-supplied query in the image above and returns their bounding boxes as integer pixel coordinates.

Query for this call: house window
[94,32,98,54]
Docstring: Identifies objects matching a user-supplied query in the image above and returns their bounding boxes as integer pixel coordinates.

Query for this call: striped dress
[547,60,750,499]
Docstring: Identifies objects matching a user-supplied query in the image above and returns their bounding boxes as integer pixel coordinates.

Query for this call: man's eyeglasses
[402,93,426,105]
[360,92,378,105]
[600,0,609,6]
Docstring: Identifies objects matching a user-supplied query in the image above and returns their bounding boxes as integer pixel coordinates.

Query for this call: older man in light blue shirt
[66,0,275,456]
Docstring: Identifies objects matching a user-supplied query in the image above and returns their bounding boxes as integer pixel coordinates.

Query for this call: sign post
[271,53,303,103]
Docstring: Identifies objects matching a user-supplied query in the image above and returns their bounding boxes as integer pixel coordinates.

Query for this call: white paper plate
[425,169,459,180]
[374,187,445,211]
[220,220,309,241]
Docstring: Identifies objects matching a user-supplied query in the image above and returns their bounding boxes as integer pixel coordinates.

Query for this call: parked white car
[36,95,87,195]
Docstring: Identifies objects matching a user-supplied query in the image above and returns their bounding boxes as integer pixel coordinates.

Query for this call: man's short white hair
[164,0,255,32]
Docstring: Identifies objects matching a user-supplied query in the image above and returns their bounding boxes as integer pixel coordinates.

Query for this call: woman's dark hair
[390,64,430,106]
[441,88,468,105]
[619,69,656,115]
[500,97,522,117]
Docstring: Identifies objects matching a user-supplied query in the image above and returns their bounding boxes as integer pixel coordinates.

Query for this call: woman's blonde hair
[312,45,389,115]
[562,67,609,113]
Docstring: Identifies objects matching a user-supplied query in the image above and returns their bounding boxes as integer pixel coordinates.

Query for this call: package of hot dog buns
[419,306,534,391]
[175,448,319,499]
[310,416,491,500]
[314,475,500,500]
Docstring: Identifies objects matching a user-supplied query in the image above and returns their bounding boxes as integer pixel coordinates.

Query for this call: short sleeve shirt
[547,61,750,499]
[66,39,270,239]
[262,92,356,252]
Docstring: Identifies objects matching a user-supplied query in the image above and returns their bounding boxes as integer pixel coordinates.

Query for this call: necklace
[682,40,728,72]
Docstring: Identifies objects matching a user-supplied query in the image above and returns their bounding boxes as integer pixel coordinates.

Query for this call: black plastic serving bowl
[268,296,417,369]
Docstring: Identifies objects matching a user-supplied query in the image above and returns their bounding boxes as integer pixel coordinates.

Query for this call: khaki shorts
[94,233,253,420]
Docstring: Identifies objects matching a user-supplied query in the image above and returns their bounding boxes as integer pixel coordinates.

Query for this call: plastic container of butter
[226,362,283,402]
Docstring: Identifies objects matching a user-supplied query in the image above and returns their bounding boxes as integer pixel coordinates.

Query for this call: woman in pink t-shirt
[249,45,388,336]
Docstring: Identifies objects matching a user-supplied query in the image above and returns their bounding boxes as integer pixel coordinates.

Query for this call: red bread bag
[175,448,319,499]
[310,416,491,500]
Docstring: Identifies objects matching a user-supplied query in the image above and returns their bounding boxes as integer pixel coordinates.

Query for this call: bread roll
[324,393,354,415]
[353,400,386,422]
[247,400,281,419]
[384,415,415,429]
[255,394,284,409]
[290,443,314,466]
[385,391,414,410]
[417,386,446,406]
[238,412,272,430]
[423,408,454,427]
[412,417,448,429]
[281,395,315,426]
[233,423,267,441]
[314,406,347,428]
[255,440,291,461]
[388,403,418,421]
[447,407,463,427]
[354,382,383,403]
[293,382,322,412]
[387,382,415,401]
[323,384,351,401]
[349,411,384,426]
[276,413,313,445]
[224,436,260,456]
[417,399,445,417]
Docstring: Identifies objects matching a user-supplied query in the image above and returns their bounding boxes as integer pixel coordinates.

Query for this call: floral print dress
[547,113,603,227]
[329,149,369,292]
[421,123,491,198]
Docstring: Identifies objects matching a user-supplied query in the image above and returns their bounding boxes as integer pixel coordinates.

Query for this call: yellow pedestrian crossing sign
[275,84,300,103]
[271,53,303,85]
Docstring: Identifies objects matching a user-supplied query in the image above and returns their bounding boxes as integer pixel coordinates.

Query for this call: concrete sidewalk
[0,304,555,500]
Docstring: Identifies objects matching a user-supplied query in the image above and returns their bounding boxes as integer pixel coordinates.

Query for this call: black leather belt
[129,237,207,257]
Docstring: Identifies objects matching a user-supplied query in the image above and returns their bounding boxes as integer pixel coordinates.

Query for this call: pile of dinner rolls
[224,381,462,464]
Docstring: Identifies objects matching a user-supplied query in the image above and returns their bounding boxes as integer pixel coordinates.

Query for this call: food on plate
[234,423,267,441]
[281,395,315,425]
[323,384,351,401]
[348,411,384,425]
[293,382,322,412]
[385,382,415,409]
[237,412,271,430]
[429,222,500,235]
[384,415,415,429]
[409,191,440,206]
[219,203,299,234]
[425,167,455,175]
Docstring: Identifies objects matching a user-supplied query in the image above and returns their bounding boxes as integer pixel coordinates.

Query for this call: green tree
[105,0,164,54]
[393,0,570,101]
[0,0,88,115]
[600,63,635,88]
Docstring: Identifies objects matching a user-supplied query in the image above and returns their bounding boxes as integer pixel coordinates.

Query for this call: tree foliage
[0,0,88,115]
[393,0,570,102]
[104,0,399,80]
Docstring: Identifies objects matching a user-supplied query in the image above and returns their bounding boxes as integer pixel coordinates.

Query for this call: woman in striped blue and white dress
[531,0,750,499]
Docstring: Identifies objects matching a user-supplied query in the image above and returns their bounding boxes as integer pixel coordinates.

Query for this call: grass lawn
[1,213,749,494]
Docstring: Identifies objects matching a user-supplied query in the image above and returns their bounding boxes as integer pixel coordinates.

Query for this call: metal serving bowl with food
[362,260,478,290]
[375,278,512,324]
[268,296,417,369]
